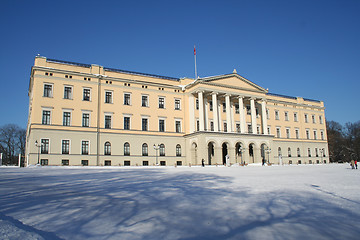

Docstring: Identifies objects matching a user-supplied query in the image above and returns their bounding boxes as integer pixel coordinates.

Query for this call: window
[321,131,324,140]
[306,129,310,139]
[62,159,69,166]
[319,115,323,124]
[64,86,72,99]
[82,113,90,127]
[176,161,182,166]
[105,115,112,129]
[308,148,311,157]
[62,140,70,154]
[294,113,298,122]
[275,110,279,120]
[285,112,289,121]
[209,100,213,111]
[267,127,271,135]
[288,147,291,157]
[278,147,282,157]
[175,121,181,133]
[236,123,240,133]
[159,144,165,156]
[266,108,270,119]
[246,106,251,115]
[104,142,111,155]
[105,91,112,103]
[124,93,131,105]
[42,110,51,125]
[83,88,91,101]
[124,161,130,166]
[196,120,200,131]
[41,139,49,154]
[248,124,252,134]
[223,122,227,132]
[81,160,88,166]
[159,119,165,132]
[142,95,148,107]
[176,144,181,156]
[43,84,53,97]
[276,127,281,138]
[312,115,316,124]
[124,117,130,130]
[322,148,326,157]
[305,114,308,123]
[142,143,148,156]
[105,160,111,166]
[222,102,226,112]
[315,148,318,157]
[286,128,290,138]
[160,161,166,166]
[297,148,301,157]
[63,112,71,126]
[82,141,89,155]
[143,161,149,166]
[235,104,239,114]
[196,99,199,110]
[124,142,130,156]
[210,121,214,131]
[159,97,165,108]
[175,99,181,110]
[142,118,148,131]
[314,130,317,140]
[295,129,299,139]
[40,159,48,166]
[257,126,260,134]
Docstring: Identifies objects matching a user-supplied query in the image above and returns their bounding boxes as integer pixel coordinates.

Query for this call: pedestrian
[202,159,205,167]
[262,158,265,166]
[355,160,358,169]
[350,160,355,169]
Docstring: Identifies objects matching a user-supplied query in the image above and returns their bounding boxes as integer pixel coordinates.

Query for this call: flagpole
[194,45,197,79]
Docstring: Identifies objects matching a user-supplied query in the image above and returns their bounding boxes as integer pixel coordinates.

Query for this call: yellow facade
[26,56,328,166]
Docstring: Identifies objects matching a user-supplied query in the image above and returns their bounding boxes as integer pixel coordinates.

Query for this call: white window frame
[174,98,181,110]
[275,110,279,120]
[105,90,113,104]
[41,107,53,125]
[43,83,53,98]
[124,92,131,105]
[141,94,149,107]
[81,140,90,155]
[82,110,91,127]
[295,128,299,139]
[61,139,71,155]
[294,112,298,122]
[276,127,281,138]
[83,87,91,101]
[286,127,290,138]
[104,112,113,129]
[158,96,165,109]
[62,110,72,126]
[175,119,182,133]
[64,85,73,100]
[40,138,50,154]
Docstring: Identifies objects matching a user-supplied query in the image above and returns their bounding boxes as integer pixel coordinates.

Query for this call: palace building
[25,56,329,166]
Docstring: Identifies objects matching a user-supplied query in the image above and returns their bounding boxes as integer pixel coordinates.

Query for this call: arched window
[159,144,165,156]
[104,142,111,155]
[278,147,282,156]
[176,144,181,156]
[142,143,148,156]
[288,147,291,157]
[124,142,130,156]
[322,148,326,157]
[297,148,301,157]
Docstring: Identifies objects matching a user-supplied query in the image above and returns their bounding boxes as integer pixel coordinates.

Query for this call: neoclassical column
[261,99,268,135]
[225,94,232,132]
[189,94,195,133]
[198,91,205,131]
[250,97,257,134]
[211,92,219,132]
[204,97,209,131]
[238,96,245,133]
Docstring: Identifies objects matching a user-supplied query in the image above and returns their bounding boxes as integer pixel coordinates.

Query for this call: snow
[0,164,359,240]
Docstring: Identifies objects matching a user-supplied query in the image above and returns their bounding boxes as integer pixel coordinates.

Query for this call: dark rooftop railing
[104,67,179,81]
[303,98,321,103]
[267,92,297,100]
[47,58,92,68]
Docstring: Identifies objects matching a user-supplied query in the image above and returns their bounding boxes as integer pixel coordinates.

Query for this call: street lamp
[35,140,43,165]
[265,147,272,165]
[153,144,159,165]
[319,149,324,164]
[239,147,246,165]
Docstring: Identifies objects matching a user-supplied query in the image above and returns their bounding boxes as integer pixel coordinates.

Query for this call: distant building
[25,56,329,166]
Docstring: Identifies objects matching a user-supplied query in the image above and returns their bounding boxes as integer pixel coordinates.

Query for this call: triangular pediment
[199,74,267,93]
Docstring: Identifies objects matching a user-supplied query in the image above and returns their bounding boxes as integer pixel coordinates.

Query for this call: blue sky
[0,0,359,128]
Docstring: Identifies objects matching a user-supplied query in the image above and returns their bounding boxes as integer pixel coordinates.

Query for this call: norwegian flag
[194,46,196,55]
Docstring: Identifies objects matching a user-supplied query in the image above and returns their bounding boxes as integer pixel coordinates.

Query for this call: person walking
[262,158,265,166]
[355,160,358,169]
[350,160,355,169]
[201,159,205,167]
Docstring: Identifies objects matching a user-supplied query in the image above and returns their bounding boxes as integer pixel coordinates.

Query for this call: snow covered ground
[0,164,359,240]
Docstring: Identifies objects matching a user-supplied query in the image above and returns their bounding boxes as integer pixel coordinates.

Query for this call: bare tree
[0,124,26,165]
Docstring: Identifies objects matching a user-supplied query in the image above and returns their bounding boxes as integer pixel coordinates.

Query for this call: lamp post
[35,140,42,165]
[239,147,246,165]
[319,149,323,164]
[265,147,271,165]
[153,144,159,165]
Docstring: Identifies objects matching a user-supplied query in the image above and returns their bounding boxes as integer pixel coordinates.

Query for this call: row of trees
[0,124,26,165]
[327,120,360,162]
[0,121,359,165]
